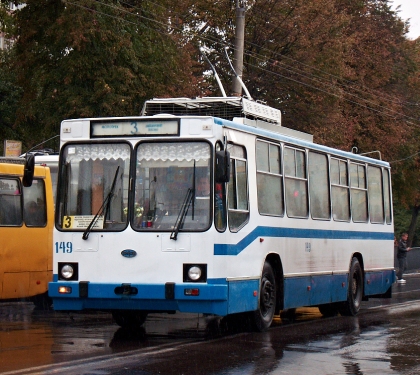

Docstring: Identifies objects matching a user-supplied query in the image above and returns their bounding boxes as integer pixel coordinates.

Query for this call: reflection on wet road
[1,275,420,374]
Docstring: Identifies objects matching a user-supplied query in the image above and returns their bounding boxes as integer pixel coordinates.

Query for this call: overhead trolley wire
[62,0,420,126]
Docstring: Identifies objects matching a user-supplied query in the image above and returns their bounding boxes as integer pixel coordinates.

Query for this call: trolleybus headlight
[188,266,202,281]
[183,263,207,282]
[58,262,79,281]
[61,264,74,279]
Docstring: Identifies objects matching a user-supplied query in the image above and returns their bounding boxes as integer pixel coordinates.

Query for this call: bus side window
[368,166,384,224]
[331,158,350,221]
[383,168,392,224]
[256,140,284,216]
[350,163,368,222]
[284,147,308,218]
[227,144,249,232]
[23,179,47,227]
[308,151,330,220]
[0,178,22,226]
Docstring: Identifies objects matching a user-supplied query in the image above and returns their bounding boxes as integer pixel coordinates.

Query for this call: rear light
[184,288,200,296]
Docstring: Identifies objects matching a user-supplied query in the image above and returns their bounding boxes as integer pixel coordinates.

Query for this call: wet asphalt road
[1,274,420,375]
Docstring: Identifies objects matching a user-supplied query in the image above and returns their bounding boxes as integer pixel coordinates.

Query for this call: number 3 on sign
[55,242,73,253]
[63,216,72,229]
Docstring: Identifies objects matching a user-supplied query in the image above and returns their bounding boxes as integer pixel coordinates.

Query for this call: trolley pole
[231,0,245,97]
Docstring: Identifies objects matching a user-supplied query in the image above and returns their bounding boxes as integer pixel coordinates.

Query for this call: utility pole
[231,0,245,97]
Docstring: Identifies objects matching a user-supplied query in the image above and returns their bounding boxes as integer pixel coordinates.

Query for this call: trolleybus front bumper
[49,278,260,316]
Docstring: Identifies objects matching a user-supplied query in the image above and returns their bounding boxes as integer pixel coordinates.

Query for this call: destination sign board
[91,119,179,137]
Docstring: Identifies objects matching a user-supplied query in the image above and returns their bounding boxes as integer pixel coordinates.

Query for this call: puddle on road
[2,303,420,374]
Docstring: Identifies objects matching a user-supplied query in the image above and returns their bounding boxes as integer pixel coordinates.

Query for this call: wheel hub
[261,278,274,311]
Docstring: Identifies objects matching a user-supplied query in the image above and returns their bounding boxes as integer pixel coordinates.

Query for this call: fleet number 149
[55,242,73,253]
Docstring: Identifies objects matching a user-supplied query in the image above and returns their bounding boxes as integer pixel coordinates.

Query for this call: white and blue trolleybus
[50,96,395,331]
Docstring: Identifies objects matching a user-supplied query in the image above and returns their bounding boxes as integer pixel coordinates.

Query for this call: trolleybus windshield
[134,141,211,231]
[57,142,130,232]
[56,141,211,233]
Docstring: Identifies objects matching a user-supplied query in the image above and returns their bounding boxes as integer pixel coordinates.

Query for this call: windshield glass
[57,143,130,231]
[134,141,211,231]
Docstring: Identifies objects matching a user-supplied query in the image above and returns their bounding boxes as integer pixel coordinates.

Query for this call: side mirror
[22,154,35,187]
[215,150,230,183]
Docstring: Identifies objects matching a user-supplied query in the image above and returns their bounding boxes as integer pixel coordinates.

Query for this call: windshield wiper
[191,160,196,219]
[170,187,194,241]
[170,161,196,241]
[82,166,120,240]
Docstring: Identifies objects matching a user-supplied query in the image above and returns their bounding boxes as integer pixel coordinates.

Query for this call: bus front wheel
[251,261,276,332]
[112,311,148,328]
[339,257,363,316]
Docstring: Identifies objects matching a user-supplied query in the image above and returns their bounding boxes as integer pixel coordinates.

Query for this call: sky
[391,0,420,39]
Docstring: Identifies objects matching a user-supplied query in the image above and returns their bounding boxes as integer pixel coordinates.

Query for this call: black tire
[339,257,363,316]
[112,311,148,328]
[318,303,339,317]
[251,261,276,332]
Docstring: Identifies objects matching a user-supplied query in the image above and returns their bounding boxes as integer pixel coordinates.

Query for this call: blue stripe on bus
[214,226,394,256]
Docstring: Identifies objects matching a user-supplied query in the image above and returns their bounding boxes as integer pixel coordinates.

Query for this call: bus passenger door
[227,144,249,232]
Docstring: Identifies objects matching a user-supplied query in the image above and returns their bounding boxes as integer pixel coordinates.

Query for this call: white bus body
[49,97,395,330]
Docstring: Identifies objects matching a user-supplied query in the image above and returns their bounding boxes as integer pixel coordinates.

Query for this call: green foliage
[394,201,413,238]
[7,0,201,150]
[393,201,420,247]
[0,1,16,36]
[0,51,23,155]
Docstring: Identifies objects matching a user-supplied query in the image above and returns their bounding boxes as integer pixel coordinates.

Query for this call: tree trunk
[407,205,420,247]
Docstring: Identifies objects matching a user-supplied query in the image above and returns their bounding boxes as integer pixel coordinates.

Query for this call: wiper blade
[170,187,194,241]
[191,160,196,220]
[82,166,120,240]
[170,160,196,240]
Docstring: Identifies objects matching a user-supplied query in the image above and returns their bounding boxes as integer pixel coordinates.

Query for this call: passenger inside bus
[24,200,46,227]
[196,176,210,196]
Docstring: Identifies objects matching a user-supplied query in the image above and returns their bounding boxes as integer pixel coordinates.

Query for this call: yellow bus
[0,156,54,308]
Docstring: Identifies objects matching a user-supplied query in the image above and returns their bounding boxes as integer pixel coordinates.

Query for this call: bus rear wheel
[112,311,148,328]
[251,261,276,332]
[339,257,363,316]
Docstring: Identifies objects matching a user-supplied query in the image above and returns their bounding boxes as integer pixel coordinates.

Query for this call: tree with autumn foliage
[390,37,420,245]
[169,0,420,242]
[168,0,417,156]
